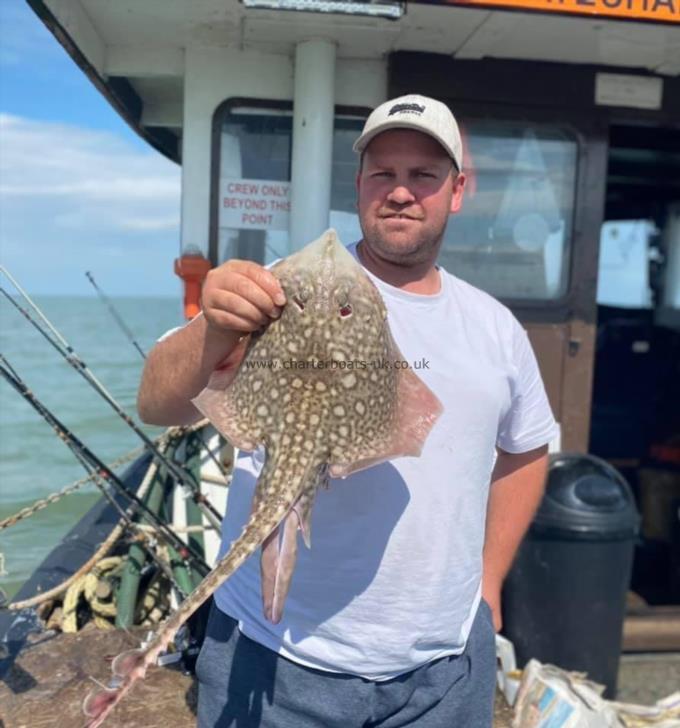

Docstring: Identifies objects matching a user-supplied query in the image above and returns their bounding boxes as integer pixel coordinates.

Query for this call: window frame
[441,101,600,322]
[209,97,371,267]
[440,114,581,306]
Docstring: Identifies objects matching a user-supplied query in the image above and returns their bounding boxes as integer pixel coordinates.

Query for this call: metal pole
[289,39,336,253]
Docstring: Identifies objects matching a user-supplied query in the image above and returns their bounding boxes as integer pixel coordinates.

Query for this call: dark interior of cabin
[589,122,680,608]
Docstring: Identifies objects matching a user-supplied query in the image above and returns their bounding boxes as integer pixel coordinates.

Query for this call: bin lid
[532,453,639,540]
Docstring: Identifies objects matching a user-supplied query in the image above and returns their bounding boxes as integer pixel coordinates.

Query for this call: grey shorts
[196,599,496,728]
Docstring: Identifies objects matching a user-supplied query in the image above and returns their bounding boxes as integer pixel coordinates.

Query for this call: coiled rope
[62,556,122,632]
[8,437,168,611]
[5,420,211,613]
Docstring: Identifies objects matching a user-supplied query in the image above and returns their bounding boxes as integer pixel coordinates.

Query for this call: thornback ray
[82,228,443,726]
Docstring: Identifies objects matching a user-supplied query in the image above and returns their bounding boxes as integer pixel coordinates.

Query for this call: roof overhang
[28,0,679,165]
[27,0,181,163]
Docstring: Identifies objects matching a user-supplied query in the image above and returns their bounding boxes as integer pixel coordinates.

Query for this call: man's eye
[416,172,436,178]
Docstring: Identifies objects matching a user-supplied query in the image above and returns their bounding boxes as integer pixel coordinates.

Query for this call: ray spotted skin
[82,230,442,727]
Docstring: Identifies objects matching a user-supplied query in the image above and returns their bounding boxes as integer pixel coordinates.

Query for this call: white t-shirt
[212,242,558,680]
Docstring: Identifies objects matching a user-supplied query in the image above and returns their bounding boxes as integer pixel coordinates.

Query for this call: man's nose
[386,184,415,205]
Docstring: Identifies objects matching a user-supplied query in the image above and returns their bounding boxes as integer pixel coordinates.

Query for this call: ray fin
[192,332,285,452]
[329,330,442,478]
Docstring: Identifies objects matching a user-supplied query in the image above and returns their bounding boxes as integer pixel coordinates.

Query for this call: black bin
[502,453,639,698]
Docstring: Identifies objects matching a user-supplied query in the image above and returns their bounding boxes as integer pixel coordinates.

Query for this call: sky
[0,0,181,297]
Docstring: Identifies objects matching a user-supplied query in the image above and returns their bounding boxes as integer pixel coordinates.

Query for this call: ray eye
[339,304,353,318]
[293,294,306,311]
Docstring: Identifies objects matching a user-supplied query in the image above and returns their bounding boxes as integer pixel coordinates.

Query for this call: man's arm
[482,444,549,631]
[137,260,286,426]
[137,314,240,425]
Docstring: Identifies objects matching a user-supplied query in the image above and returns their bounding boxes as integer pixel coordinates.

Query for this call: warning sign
[219,178,291,231]
[413,0,678,23]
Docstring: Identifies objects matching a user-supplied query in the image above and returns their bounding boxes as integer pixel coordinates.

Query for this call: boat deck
[0,625,514,727]
[1,625,197,728]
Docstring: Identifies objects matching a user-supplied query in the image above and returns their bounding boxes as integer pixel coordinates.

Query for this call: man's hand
[202,260,286,334]
[482,445,549,633]
[482,581,503,633]
[137,259,287,426]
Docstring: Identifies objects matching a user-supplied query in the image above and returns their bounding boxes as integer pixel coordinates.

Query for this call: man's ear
[450,173,466,214]
[355,170,361,208]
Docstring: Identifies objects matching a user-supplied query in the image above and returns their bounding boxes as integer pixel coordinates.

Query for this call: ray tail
[83,445,306,727]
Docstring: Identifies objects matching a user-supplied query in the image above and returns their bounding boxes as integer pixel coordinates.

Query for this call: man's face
[356,129,465,266]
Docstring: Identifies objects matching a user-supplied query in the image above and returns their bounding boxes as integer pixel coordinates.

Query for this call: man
[137,93,557,727]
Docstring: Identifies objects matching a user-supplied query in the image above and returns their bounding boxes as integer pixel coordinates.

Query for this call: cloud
[0,114,180,233]
[0,115,182,295]
[118,216,181,232]
[0,114,180,210]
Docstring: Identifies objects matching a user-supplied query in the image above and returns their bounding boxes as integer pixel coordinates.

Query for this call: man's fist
[201,260,286,334]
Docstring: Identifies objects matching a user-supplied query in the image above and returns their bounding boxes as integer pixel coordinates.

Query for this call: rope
[0,421,207,532]
[0,447,145,531]
[137,524,215,534]
[9,520,128,612]
[137,571,169,627]
[60,549,176,632]
[8,443,168,612]
[62,556,122,633]
[5,420,211,613]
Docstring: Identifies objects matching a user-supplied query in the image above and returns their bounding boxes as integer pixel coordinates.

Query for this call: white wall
[180,45,386,256]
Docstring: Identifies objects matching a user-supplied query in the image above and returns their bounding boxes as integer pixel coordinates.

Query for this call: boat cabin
[29,0,680,638]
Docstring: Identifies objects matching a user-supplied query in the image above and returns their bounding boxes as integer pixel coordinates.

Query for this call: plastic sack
[512,659,680,728]
[512,659,622,728]
[610,691,680,727]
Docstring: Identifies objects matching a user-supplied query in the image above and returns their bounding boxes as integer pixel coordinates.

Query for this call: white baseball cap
[353,94,463,172]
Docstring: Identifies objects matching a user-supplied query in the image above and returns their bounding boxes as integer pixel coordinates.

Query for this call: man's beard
[361,218,447,267]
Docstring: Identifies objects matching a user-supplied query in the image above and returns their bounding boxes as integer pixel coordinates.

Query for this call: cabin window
[212,104,364,265]
[440,121,577,301]
[597,220,656,309]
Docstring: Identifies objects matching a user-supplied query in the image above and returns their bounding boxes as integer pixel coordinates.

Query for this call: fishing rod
[85,270,230,482]
[85,271,147,360]
[0,355,208,577]
[0,268,222,531]
[0,355,210,580]
[35,441,193,601]
[84,270,230,482]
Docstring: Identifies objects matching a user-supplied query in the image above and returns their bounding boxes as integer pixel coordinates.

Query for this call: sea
[0,296,184,601]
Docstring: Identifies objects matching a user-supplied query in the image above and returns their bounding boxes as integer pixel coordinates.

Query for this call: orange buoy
[174,253,212,320]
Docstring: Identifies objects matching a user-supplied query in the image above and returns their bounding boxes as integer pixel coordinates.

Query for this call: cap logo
[388,102,425,117]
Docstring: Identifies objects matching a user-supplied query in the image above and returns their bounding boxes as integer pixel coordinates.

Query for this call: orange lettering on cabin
[431,0,678,22]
